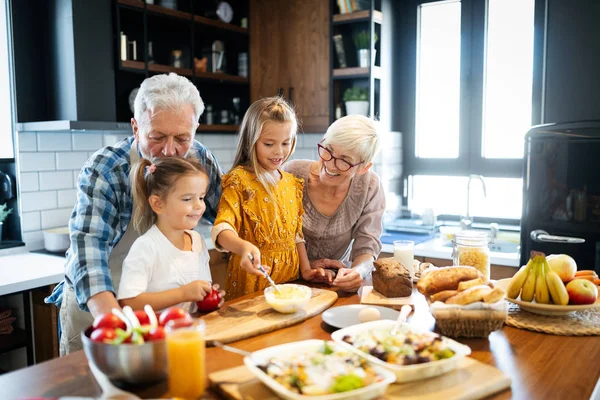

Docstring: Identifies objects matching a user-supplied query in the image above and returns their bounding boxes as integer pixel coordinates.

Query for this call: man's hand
[310,258,346,271]
[333,268,363,292]
[87,291,121,319]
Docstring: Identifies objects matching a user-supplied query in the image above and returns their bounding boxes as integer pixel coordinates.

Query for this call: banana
[521,257,538,302]
[535,256,551,304]
[506,261,533,299]
[545,258,569,305]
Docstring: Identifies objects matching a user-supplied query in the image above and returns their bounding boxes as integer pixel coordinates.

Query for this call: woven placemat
[506,303,600,336]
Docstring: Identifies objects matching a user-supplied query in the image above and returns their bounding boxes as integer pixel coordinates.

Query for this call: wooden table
[2,285,600,400]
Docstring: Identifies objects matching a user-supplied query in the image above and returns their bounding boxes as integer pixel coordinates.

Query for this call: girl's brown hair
[130,156,208,233]
[232,96,298,191]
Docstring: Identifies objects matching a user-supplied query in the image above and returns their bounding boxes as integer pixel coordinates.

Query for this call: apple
[92,313,126,331]
[566,279,598,305]
[196,289,221,312]
[159,307,192,327]
[547,254,577,283]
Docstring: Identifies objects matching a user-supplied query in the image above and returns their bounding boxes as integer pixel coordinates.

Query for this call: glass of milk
[393,240,414,280]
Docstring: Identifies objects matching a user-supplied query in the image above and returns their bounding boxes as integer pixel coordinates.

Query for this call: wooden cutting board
[202,288,338,345]
[360,286,416,310]
[208,356,511,400]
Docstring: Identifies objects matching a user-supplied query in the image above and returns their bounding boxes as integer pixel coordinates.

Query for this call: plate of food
[322,305,400,329]
[243,339,396,400]
[331,320,471,383]
[496,278,600,316]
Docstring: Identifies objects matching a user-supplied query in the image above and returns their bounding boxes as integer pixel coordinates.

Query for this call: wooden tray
[360,286,416,310]
[202,288,338,344]
[209,356,511,400]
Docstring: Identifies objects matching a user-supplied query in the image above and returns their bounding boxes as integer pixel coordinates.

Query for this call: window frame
[402,0,546,180]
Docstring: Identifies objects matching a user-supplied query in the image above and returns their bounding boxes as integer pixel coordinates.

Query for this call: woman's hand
[181,280,212,302]
[333,268,363,292]
[301,266,337,283]
[240,242,269,277]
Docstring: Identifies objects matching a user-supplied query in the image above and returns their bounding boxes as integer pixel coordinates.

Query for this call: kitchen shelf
[194,15,248,35]
[118,0,144,10]
[333,66,381,79]
[0,328,27,355]
[146,3,192,20]
[121,60,145,71]
[333,10,383,25]
[194,71,249,84]
[148,63,193,77]
[198,124,239,133]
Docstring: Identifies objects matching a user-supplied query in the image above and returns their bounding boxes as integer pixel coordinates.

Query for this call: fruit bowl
[264,284,312,313]
[496,278,600,316]
[81,326,168,385]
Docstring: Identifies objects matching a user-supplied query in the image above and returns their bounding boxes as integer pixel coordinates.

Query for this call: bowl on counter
[81,326,168,385]
[264,284,312,314]
[43,227,71,252]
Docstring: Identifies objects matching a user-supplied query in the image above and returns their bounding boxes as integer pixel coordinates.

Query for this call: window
[0,0,14,159]
[402,0,538,220]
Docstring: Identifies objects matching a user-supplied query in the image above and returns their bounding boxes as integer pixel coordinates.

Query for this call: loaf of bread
[445,285,492,305]
[416,266,484,296]
[372,257,413,298]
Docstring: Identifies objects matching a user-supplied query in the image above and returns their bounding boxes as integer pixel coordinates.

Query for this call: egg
[358,307,381,323]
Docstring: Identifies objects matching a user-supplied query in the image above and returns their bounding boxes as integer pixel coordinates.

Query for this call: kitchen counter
[2,283,600,399]
[0,253,65,296]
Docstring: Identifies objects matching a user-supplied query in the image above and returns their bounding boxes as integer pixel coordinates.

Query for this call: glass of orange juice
[166,319,206,399]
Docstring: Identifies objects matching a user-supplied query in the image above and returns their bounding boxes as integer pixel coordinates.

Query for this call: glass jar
[452,230,490,281]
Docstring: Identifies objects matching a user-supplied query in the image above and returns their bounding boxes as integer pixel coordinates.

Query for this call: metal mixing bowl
[81,326,168,385]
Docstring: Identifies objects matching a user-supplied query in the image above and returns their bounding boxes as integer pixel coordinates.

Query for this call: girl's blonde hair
[322,115,381,165]
[232,96,298,190]
[131,156,208,233]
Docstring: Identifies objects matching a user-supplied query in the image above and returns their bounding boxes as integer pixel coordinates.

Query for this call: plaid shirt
[45,137,222,310]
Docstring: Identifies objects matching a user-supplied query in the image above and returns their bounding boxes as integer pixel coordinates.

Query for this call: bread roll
[416,266,484,296]
[445,285,492,305]
[483,287,506,304]
[430,290,459,303]
[457,277,485,292]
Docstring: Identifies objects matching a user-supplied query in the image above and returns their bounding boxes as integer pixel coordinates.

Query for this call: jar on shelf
[452,230,490,281]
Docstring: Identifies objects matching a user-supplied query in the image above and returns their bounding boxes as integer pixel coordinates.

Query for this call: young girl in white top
[118,156,224,312]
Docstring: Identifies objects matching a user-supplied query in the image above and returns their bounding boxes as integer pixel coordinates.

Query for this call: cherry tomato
[158,307,191,327]
[90,327,117,343]
[92,313,126,331]
[134,310,151,326]
[145,326,166,341]
[196,289,221,312]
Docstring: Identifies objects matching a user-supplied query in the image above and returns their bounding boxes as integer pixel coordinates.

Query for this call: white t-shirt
[117,225,212,312]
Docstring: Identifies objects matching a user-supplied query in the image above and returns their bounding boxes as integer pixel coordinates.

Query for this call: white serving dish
[496,278,600,316]
[264,283,312,314]
[322,305,400,329]
[243,339,396,400]
[331,319,471,383]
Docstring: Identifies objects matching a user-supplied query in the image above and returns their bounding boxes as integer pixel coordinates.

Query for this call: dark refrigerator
[520,121,600,271]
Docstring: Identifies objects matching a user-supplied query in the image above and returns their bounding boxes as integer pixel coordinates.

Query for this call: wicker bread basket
[429,301,508,338]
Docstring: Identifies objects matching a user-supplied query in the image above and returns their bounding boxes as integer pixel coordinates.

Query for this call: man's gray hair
[134,73,205,126]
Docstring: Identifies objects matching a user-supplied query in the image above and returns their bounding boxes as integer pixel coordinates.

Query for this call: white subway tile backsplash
[21,211,41,232]
[37,132,72,151]
[22,231,44,250]
[19,152,56,172]
[201,134,238,150]
[39,171,74,191]
[290,148,316,160]
[72,133,104,151]
[211,149,235,164]
[104,133,129,147]
[58,189,78,209]
[18,133,37,152]
[56,152,89,170]
[301,134,323,149]
[41,208,72,229]
[19,172,39,192]
[73,172,78,187]
[220,162,233,174]
[21,191,57,212]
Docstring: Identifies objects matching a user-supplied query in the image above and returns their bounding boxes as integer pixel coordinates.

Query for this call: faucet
[461,174,487,230]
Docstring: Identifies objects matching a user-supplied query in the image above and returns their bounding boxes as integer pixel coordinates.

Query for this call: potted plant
[0,203,12,242]
[353,30,378,68]
[343,87,369,116]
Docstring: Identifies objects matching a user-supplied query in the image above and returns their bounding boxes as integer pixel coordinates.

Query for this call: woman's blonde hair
[130,156,208,233]
[322,115,380,165]
[232,96,298,190]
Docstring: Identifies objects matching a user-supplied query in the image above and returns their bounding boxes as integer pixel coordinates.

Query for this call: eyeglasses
[317,143,363,172]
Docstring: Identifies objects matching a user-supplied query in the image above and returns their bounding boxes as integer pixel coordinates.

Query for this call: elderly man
[46,73,222,355]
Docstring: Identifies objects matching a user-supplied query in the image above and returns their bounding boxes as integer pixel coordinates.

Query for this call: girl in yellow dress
[211,97,333,300]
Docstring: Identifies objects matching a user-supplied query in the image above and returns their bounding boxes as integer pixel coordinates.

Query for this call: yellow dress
[214,166,305,300]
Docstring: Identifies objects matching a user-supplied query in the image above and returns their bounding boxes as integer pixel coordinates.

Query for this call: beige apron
[59,143,143,355]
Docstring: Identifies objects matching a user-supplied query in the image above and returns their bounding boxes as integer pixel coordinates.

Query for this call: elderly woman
[283,115,385,292]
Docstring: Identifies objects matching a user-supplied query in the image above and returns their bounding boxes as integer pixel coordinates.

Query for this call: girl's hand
[302,267,336,284]
[181,280,212,302]
[212,283,226,308]
[240,242,269,276]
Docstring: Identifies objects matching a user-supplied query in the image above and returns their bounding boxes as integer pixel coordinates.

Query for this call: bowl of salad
[331,320,471,383]
[243,340,396,399]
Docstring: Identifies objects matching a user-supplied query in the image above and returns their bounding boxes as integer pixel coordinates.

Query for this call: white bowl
[264,283,312,313]
[243,339,396,400]
[43,227,70,252]
[331,319,471,383]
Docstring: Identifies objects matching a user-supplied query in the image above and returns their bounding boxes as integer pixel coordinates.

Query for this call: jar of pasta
[452,230,490,281]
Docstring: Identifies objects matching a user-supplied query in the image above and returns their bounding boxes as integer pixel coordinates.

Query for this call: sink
[442,240,520,254]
